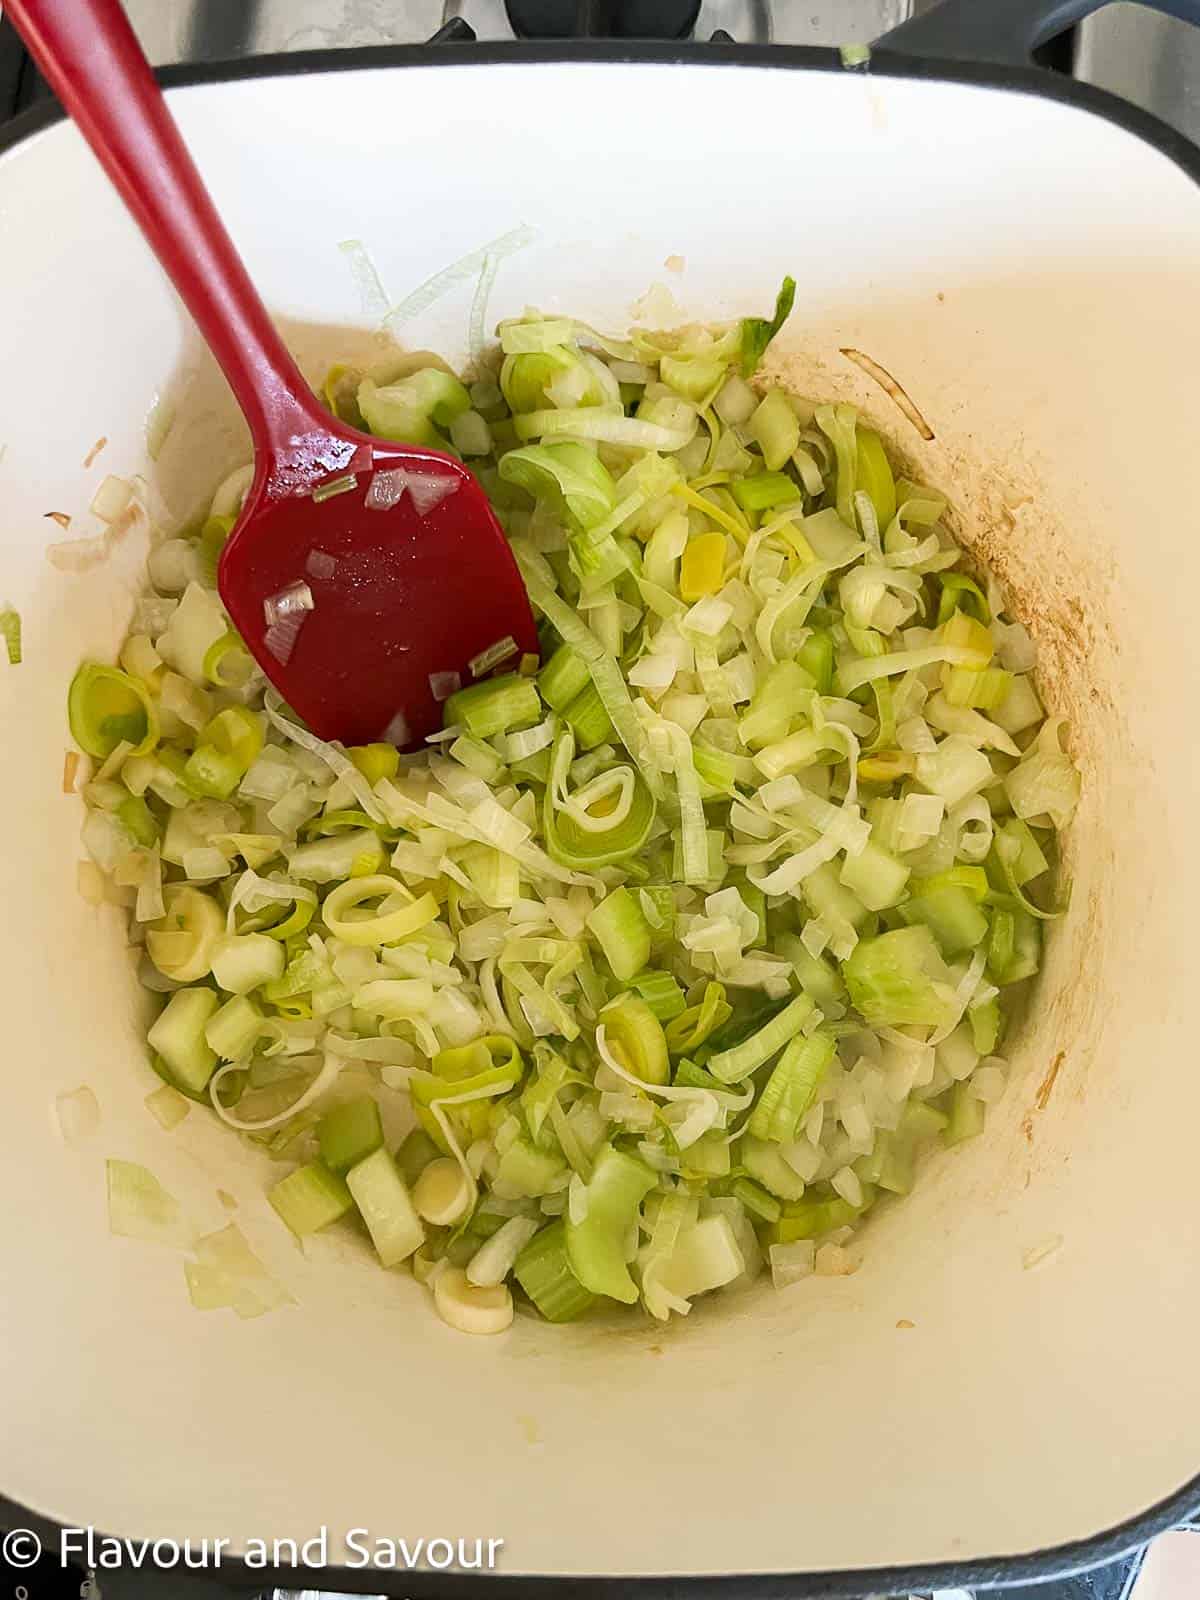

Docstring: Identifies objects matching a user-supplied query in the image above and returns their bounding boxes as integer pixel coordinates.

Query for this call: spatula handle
[5,0,326,453]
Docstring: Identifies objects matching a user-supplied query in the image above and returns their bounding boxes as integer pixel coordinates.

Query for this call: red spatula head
[0,0,537,751]
[218,431,538,748]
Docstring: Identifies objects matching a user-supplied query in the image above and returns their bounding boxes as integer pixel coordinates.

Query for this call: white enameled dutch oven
[2,0,1200,1593]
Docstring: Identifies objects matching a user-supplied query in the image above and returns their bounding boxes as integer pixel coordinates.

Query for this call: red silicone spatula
[8,0,537,747]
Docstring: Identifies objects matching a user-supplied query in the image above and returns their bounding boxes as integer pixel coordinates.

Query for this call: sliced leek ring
[413,1158,473,1227]
[432,1266,513,1336]
[146,885,224,981]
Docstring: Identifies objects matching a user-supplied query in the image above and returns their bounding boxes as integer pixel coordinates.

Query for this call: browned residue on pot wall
[760,337,1119,1200]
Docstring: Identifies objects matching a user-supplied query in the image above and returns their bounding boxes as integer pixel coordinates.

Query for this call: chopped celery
[730,1177,783,1224]
[670,827,727,887]
[902,1101,949,1140]
[740,1134,807,1201]
[269,1161,353,1236]
[656,1215,744,1300]
[843,927,954,1028]
[204,993,262,1061]
[899,885,989,958]
[117,794,158,847]
[988,907,1042,984]
[944,1081,986,1147]
[345,1148,424,1267]
[318,1097,384,1174]
[444,673,541,739]
[562,681,615,750]
[538,643,590,711]
[969,995,1002,1056]
[778,935,846,1009]
[147,988,219,1095]
[625,969,687,1022]
[496,1138,567,1197]
[769,1187,874,1245]
[587,887,651,982]
[876,1132,916,1195]
[839,840,910,912]
[731,472,802,515]
[514,1222,595,1322]
[680,1129,733,1178]
[565,1145,656,1303]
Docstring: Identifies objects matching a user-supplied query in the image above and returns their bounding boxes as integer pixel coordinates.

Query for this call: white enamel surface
[2,60,1200,1581]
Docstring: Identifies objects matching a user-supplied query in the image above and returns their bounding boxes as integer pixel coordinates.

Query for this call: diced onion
[90,475,134,523]
[264,615,305,665]
[367,467,459,517]
[429,671,462,703]
[55,1085,100,1144]
[263,581,314,629]
[470,636,519,679]
[305,549,339,580]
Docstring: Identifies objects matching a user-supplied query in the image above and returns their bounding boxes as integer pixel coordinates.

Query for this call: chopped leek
[565,1144,656,1303]
[72,289,1077,1329]
[0,607,22,665]
[599,995,669,1085]
[740,276,796,377]
[543,725,656,869]
[749,1031,835,1142]
[69,663,158,758]
[707,993,814,1084]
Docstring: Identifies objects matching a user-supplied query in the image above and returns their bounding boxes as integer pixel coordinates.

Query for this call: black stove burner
[505,0,701,38]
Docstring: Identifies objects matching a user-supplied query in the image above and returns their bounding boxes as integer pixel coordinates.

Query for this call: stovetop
[4,0,1200,140]
[0,1,1196,1597]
